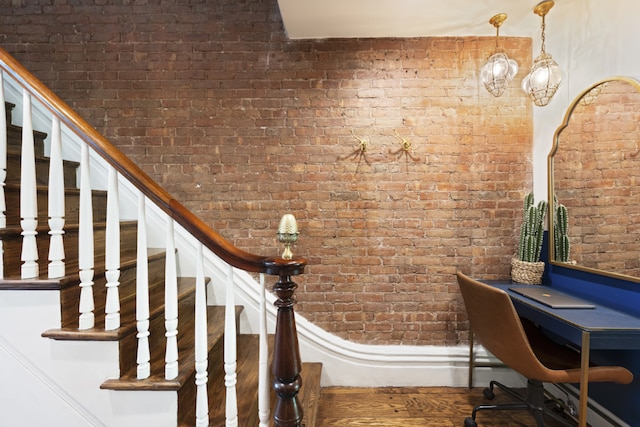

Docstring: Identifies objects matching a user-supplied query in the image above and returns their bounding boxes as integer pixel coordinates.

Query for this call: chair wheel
[482,387,495,400]
[464,417,478,427]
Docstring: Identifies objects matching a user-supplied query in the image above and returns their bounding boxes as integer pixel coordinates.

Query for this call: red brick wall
[0,0,533,346]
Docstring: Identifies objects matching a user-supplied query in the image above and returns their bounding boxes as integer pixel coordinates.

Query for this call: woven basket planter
[511,258,545,284]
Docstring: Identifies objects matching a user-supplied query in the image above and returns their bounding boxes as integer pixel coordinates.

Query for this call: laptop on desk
[508,286,596,309]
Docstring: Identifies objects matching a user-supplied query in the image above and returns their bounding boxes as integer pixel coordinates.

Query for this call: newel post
[264,214,306,427]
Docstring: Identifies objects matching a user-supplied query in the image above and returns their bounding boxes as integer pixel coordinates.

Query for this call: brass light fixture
[481,13,518,97]
[522,0,563,106]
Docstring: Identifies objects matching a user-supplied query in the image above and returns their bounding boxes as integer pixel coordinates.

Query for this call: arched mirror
[548,76,640,282]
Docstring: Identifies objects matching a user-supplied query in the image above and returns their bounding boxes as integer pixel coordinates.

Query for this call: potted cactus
[511,192,547,284]
[553,196,571,263]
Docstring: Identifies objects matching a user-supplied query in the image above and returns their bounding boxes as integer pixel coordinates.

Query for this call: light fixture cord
[540,15,547,54]
[494,26,500,51]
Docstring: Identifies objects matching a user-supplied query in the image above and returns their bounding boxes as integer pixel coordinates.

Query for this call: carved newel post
[266,214,306,427]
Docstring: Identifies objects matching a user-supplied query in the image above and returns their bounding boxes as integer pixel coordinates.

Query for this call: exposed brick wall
[0,0,533,346]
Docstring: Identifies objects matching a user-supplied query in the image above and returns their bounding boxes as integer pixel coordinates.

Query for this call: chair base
[465,379,575,427]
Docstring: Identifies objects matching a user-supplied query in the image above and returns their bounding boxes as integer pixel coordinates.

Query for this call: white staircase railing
[0,51,307,426]
[164,218,178,380]
[135,191,151,380]
[19,91,38,279]
[224,264,239,426]
[78,142,95,329]
[194,242,209,427]
[105,166,121,330]
[47,115,65,279]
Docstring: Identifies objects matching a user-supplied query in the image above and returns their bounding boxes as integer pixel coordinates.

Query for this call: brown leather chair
[456,272,633,427]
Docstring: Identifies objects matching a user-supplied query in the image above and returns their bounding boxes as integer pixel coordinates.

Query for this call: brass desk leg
[468,331,475,389]
[579,331,590,427]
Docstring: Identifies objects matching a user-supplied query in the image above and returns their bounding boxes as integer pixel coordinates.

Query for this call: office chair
[456,272,633,427]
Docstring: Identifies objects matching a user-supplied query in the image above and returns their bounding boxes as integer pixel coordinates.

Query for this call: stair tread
[0,219,137,236]
[3,180,106,195]
[0,220,140,281]
[208,334,265,426]
[6,150,80,165]
[0,243,161,289]
[100,305,241,391]
[178,336,322,427]
[5,151,79,187]
[6,122,47,136]
[41,275,198,341]
[178,333,268,427]
[180,360,322,426]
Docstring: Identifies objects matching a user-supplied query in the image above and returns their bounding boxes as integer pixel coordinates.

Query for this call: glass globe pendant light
[522,0,563,106]
[481,13,518,97]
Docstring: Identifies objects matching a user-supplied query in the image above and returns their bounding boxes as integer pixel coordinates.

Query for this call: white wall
[532,0,640,201]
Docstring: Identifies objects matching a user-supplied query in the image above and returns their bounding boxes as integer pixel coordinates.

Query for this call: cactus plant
[517,192,548,263]
[553,196,570,262]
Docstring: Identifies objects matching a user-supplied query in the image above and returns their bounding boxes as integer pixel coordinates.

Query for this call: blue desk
[489,282,640,427]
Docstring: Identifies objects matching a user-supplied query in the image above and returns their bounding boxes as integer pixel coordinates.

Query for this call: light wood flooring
[316,386,571,426]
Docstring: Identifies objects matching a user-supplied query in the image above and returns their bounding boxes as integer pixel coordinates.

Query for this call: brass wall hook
[351,129,369,154]
[390,129,421,163]
[337,129,372,174]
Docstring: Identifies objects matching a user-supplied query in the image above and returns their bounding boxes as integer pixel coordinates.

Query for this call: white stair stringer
[0,289,177,427]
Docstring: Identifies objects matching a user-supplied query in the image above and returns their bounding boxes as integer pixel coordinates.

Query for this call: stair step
[0,220,139,280]
[6,122,47,157]
[41,274,195,341]
[43,249,172,334]
[178,338,323,427]
[0,242,158,299]
[6,151,79,187]
[100,304,239,392]
[3,182,108,226]
[213,334,263,426]
[179,333,268,427]
[4,101,14,123]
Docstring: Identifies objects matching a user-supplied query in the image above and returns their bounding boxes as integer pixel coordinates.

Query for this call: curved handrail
[0,46,305,274]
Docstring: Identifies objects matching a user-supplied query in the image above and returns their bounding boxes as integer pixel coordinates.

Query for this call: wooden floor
[316,386,571,427]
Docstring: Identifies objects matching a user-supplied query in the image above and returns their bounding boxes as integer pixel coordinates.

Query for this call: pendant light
[480,13,518,97]
[522,0,563,106]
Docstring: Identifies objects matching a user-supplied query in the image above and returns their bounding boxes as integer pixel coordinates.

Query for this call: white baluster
[164,218,178,379]
[78,144,94,329]
[225,264,238,427]
[258,273,270,427]
[47,116,65,278]
[194,243,209,427]
[0,71,6,279]
[20,91,38,279]
[136,191,150,379]
[104,167,120,330]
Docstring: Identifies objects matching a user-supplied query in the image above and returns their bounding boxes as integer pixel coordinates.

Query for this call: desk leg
[579,331,590,427]
[468,330,475,389]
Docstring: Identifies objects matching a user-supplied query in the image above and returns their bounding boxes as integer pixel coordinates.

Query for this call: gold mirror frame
[548,76,640,283]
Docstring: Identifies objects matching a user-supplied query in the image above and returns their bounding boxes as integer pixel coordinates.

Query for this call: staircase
[0,49,321,426]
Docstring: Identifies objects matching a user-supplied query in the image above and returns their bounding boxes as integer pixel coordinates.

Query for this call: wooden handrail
[0,46,306,274]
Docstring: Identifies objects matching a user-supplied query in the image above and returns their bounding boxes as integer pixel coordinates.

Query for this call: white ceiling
[276,0,569,40]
